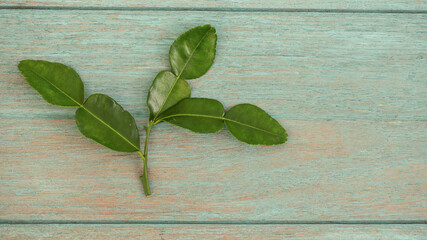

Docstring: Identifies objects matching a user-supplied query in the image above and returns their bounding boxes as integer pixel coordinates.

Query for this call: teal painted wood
[0,10,426,223]
[1,119,426,220]
[1,0,426,10]
[1,224,427,239]
[0,11,426,121]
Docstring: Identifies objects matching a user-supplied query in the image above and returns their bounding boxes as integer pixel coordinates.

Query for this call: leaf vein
[27,69,140,151]
[153,27,213,120]
[159,113,280,136]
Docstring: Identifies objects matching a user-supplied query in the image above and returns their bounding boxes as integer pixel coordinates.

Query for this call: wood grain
[1,11,426,121]
[1,119,426,220]
[0,10,426,222]
[1,224,426,239]
[1,0,426,11]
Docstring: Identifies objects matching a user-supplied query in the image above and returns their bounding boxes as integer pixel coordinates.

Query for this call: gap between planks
[0,220,426,225]
[0,6,426,14]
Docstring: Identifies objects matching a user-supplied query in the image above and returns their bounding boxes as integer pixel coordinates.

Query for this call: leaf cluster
[18,24,287,196]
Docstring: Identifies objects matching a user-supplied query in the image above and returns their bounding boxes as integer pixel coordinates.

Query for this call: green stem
[138,151,150,196]
[139,122,153,196]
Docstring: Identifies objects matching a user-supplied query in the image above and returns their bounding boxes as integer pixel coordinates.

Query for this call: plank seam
[0,6,426,14]
[0,220,426,225]
[2,118,426,121]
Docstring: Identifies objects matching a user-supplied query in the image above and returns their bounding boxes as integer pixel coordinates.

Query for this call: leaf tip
[18,60,39,73]
[201,24,215,33]
[17,60,28,70]
[207,24,216,33]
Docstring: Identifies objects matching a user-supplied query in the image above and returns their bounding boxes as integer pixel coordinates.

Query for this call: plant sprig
[18,24,287,196]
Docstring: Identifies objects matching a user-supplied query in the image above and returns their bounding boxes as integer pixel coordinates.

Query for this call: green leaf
[147,70,191,120]
[158,98,224,133]
[18,60,84,106]
[75,94,140,152]
[169,24,217,80]
[224,104,287,145]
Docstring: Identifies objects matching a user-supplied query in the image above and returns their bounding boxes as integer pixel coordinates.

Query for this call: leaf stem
[139,121,153,196]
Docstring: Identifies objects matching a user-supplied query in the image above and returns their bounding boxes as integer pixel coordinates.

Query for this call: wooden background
[1,0,426,239]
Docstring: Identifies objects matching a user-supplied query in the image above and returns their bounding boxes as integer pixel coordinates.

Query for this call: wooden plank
[0,11,426,220]
[1,0,426,11]
[1,119,426,220]
[1,224,426,239]
[1,11,426,121]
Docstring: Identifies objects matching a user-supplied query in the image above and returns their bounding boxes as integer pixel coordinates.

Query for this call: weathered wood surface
[1,224,426,239]
[1,0,426,11]
[1,10,426,222]
[1,11,426,121]
[2,118,426,220]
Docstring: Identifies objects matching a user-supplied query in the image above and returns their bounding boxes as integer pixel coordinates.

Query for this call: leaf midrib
[28,68,140,151]
[159,113,281,137]
[153,27,213,120]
